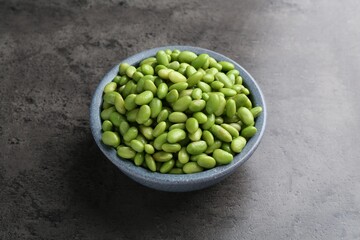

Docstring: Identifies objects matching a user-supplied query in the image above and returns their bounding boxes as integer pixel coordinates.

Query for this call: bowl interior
[90,46,267,190]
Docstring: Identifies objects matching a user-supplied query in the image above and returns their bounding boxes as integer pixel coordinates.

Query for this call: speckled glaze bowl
[90,46,266,192]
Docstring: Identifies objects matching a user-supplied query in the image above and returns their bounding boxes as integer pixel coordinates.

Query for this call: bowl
[90,46,266,192]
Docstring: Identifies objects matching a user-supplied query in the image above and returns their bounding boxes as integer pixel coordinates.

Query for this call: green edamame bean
[231,136,247,153]
[241,87,250,95]
[168,112,188,123]
[130,139,145,152]
[218,61,235,72]
[141,64,154,75]
[162,143,181,153]
[215,117,224,124]
[191,54,209,69]
[202,113,215,130]
[153,151,173,162]
[205,93,220,114]
[205,140,222,154]
[143,118,153,127]
[232,84,243,93]
[234,94,252,109]
[187,71,204,87]
[241,126,257,138]
[206,67,219,75]
[189,128,202,141]
[153,121,167,138]
[178,147,190,164]
[235,75,243,85]
[117,146,136,159]
[119,63,130,75]
[156,50,169,66]
[171,50,180,61]
[104,82,117,93]
[132,71,144,82]
[140,57,156,66]
[173,96,192,112]
[134,152,145,166]
[211,81,224,90]
[183,162,203,174]
[191,88,202,100]
[119,75,129,85]
[215,72,233,88]
[227,69,240,77]
[221,142,234,154]
[202,73,214,83]
[169,168,183,174]
[123,127,138,142]
[186,118,199,134]
[190,153,207,162]
[144,144,155,154]
[158,68,173,80]
[179,89,193,97]
[167,129,186,143]
[122,80,137,98]
[169,123,185,130]
[221,123,239,138]
[157,82,168,99]
[214,95,226,116]
[102,131,120,147]
[102,120,113,131]
[189,99,206,112]
[114,94,126,114]
[210,125,232,142]
[168,61,180,71]
[143,79,157,94]
[186,65,197,77]
[202,92,209,101]
[186,140,207,155]
[166,89,179,103]
[136,105,151,124]
[229,123,241,131]
[154,77,163,87]
[135,90,154,105]
[208,57,217,67]
[126,108,138,122]
[136,78,145,93]
[160,160,175,173]
[145,154,156,172]
[197,81,211,93]
[157,109,169,122]
[104,91,121,105]
[101,106,116,120]
[125,66,137,78]
[169,82,188,92]
[220,88,237,97]
[109,111,125,127]
[197,155,216,169]
[202,130,214,146]
[119,121,130,135]
[250,106,263,118]
[169,71,187,83]
[102,101,112,109]
[149,98,162,118]
[227,73,236,85]
[213,149,233,165]
[237,107,254,126]
[155,64,167,74]
[139,126,154,140]
[124,94,137,111]
[226,99,236,118]
[153,133,168,150]
[193,112,208,124]
[178,51,197,64]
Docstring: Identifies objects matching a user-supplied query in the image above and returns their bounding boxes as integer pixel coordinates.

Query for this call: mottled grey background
[1,0,360,239]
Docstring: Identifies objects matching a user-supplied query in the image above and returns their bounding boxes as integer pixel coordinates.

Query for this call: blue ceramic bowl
[90,46,266,192]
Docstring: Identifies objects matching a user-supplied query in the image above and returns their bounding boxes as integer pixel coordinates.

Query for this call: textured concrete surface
[1,0,360,239]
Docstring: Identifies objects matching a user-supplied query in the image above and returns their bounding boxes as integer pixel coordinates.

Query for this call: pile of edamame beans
[100,49,262,174]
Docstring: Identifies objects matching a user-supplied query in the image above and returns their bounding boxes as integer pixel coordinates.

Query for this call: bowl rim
[90,45,267,186]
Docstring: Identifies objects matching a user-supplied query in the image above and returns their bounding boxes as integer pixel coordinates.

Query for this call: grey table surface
[1,0,360,239]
